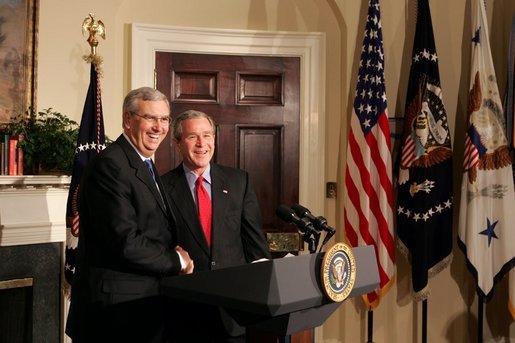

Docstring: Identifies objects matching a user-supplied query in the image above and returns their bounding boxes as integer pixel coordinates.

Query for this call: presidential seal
[321,242,356,302]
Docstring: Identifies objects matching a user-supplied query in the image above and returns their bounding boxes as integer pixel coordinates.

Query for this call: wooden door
[155,52,301,246]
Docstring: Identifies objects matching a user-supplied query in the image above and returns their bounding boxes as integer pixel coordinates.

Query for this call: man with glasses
[66,87,194,343]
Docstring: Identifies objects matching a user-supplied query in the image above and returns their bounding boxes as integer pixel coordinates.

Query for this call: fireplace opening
[0,243,61,342]
[0,278,33,343]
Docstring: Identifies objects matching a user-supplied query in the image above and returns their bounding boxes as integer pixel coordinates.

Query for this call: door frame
[131,23,326,217]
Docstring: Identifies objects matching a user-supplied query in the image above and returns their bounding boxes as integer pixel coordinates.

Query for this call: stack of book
[0,134,24,175]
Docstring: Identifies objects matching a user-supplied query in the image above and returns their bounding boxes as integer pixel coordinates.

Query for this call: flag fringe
[412,285,430,302]
[397,239,410,261]
[397,240,452,301]
[62,277,72,300]
[82,54,103,76]
[428,253,453,278]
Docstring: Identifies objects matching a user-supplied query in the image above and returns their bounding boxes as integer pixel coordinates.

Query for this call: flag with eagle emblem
[457,0,515,308]
[396,0,453,301]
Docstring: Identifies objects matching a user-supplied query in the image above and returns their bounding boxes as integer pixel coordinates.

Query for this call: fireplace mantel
[0,175,71,246]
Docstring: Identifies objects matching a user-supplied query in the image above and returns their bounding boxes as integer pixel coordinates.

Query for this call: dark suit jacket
[66,135,182,343]
[161,163,271,339]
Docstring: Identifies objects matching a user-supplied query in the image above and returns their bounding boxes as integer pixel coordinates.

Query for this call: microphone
[276,205,319,237]
[291,204,336,247]
[291,204,336,235]
[276,204,320,253]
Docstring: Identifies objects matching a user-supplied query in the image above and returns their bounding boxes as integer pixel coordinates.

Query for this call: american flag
[343,0,395,309]
[458,0,515,317]
[396,0,453,301]
[64,62,106,295]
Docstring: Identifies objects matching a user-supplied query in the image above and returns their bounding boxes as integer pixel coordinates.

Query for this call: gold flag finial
[82,13,105,56]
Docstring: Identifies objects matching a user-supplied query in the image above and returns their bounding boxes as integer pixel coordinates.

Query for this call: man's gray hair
[123,87,170,114]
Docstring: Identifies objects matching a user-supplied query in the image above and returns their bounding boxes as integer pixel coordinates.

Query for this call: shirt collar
[122,133,153,162]
[182,163,211,185]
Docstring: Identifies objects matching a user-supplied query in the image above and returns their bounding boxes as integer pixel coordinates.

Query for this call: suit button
[211,261,216,266]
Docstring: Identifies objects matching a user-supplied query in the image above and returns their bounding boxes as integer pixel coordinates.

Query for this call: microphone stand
[302,232,317,254]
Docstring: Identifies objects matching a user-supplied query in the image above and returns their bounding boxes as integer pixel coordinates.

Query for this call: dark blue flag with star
[64,62,106,295]
[457,0,515,304]
[396,0,453,301]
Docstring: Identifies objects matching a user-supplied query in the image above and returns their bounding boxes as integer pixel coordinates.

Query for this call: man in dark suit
[162,110,271,342]
[66,87,194,343]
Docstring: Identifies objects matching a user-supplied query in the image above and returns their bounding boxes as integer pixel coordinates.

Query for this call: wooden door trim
[131,23,326,216]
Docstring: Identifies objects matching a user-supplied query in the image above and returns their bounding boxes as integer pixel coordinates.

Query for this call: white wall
[37,0,515,342]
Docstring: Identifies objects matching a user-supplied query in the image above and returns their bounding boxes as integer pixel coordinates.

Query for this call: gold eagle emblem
[466,71,512,184]
[82,13,106,55]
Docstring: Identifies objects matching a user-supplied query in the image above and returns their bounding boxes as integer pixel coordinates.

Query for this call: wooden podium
[161,245,379,341]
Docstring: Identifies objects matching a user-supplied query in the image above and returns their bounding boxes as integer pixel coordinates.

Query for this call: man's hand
[176,246,194,274]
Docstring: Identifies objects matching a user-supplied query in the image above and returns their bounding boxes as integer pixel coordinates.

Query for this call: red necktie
[196,176,212,246]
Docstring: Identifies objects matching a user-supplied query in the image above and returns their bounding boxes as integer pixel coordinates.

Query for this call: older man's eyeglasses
[132,112,171,125]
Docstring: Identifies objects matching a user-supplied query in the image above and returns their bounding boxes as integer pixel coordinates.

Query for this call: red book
[8,136,18,175]
[17,149,24,175]
[0,141,4,175]
[17,134,24,175]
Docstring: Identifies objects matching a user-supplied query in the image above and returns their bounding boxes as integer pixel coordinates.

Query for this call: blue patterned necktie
[144,159,156,182]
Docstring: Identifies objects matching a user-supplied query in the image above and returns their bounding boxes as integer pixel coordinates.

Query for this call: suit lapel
[167,167,211,255]
[211,165,229,249]
[117,136,167,214]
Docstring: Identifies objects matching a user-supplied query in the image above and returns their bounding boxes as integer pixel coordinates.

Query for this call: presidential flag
[457,0,515,310]
[343,0,395,309]
[64,62,106,294]
[396,0,453,301]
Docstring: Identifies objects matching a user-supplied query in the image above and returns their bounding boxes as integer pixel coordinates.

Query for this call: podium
[160,245,379,336]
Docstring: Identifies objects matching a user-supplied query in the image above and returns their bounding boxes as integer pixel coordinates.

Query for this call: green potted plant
[4,108,79,175]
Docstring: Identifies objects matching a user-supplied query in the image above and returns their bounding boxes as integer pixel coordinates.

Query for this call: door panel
[155,52,300,241]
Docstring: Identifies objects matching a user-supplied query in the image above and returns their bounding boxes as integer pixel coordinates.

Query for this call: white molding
[131,23,326,213]
[0,178,69,246]
[0,175,71,186]
[0,222,66,246]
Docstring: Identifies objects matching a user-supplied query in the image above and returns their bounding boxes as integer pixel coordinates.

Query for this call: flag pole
[422,299,427,343]
[477,294,483,343]
[366,310,373,343]
[63,13,107,297]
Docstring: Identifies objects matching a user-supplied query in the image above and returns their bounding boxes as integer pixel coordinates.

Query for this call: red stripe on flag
[401,136,416,168]
[463,135,479,169]
[345,117,396,308]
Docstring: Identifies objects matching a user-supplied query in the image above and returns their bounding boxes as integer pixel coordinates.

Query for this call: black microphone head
[276,205,295,222]
[277,205,317,235]
[315,215,328,226]
[291,203,310,217]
